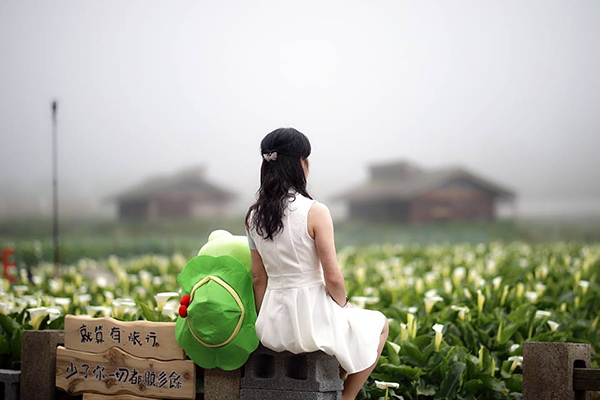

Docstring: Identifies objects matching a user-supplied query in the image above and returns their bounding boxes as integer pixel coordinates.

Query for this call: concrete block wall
[0,369,20,400]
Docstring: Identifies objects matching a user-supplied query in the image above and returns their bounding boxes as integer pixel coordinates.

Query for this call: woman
[245,127,389,400]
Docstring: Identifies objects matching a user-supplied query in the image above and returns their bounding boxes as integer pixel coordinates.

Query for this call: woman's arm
[250,248,268,313]
[309,202,348,307]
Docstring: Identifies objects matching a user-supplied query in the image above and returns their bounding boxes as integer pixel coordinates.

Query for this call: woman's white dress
[246,188,386,374]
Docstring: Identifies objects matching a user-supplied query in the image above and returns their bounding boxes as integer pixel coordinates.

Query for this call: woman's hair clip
[262,151,278,162]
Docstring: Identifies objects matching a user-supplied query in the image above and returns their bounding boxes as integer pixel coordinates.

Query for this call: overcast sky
[1,0,599,218]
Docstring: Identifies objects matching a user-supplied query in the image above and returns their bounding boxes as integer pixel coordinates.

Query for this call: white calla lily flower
[477,289,485,313]
[433,323,444,351]
[54,297,71,310]
[13,285,29,296]
[154,292,180,312]
[374,380,401,400]
[450,305,469,321]
[424,295,443,314]
[388,341,401,355]
[375,380,400,389]
[350,296,379,309]
[400,322,408,341]
[112,299,137,319]
[508,355,523,372]
[87,305,112,317]
[47,307,62,322]
[407,306,418,314]
[78,294,92,305]
[0,302,10,314]
[162,299,180,320]
[525,291,538,303]
[28,307,49,330]
[535,310,551,319]
[492,276,502,290]
[547,320,560,331]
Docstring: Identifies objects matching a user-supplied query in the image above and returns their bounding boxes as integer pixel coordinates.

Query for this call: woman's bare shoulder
[308,201,332,231]
[310,200,330,214]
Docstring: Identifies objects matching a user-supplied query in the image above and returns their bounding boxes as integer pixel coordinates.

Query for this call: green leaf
[465,379,484,394]
[506,374,523,392]
[48,315,65,330]
[477,373,509,395]
[413,334,432,349]
[10,329,22,361]
[385,341,400,365]
[136,300,157,322]
[0,335,10,354]
[466,354,479,378]
[0,314,20,336]
[399,340,427,367]
[499,323,520,344]
[508,304,530,325]
[417,379,437,396]
[37,314,51,331]
[434,361,466,399]
[17,308,28,325]
[379,363,425,381]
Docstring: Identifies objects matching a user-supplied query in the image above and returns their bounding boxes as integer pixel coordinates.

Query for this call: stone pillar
[20,330,64,400]
[523,341,591,400]
[204,367,241,400]
[240,344,343,399]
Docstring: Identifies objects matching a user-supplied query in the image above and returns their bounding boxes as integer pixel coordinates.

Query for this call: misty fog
[1,0,599,219]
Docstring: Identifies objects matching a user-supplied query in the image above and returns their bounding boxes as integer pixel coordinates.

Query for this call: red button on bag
[179,305,188,318]
[180,295,191,307]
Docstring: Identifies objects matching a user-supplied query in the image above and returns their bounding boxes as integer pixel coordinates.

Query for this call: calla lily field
[1,241,598,399]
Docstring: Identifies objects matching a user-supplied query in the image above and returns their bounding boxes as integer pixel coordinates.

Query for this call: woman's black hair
[245,127,313,241]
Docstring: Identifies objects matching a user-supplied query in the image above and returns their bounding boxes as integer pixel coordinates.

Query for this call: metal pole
[51,100,60,268]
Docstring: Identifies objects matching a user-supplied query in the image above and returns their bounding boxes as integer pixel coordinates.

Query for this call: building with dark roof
[330,160,516,224]
[104,165,236,221]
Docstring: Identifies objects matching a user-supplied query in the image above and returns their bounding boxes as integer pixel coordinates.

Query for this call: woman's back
[247,188,322,279]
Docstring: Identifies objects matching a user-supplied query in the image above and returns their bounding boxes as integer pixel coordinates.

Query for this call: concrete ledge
[240,388,341,400]
[241,344,343,393]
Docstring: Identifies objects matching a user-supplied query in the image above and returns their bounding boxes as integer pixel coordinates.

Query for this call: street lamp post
[51,100,60,268]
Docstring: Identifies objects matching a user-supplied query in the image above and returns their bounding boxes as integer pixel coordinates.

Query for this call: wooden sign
[83,394,154,400]
[64,315,185,360]
[56,346,195,399]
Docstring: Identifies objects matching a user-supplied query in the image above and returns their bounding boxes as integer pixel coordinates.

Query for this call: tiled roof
[103,165,236,203]
[330,161,515,202]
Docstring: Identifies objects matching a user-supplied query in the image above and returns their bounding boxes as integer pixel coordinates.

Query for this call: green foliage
[338,241,600,398]
[0,239,598,399]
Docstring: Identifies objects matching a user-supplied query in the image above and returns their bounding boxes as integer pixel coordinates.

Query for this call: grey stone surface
[241,344,343,393]
[523,341,591,400]
[0,369,20,400]
[241,388,342,400]
[205,367,241,400]
[20,330,64,400]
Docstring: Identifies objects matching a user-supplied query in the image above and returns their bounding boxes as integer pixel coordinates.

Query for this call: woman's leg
[341,317,389,400]
[340,365,348,380]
